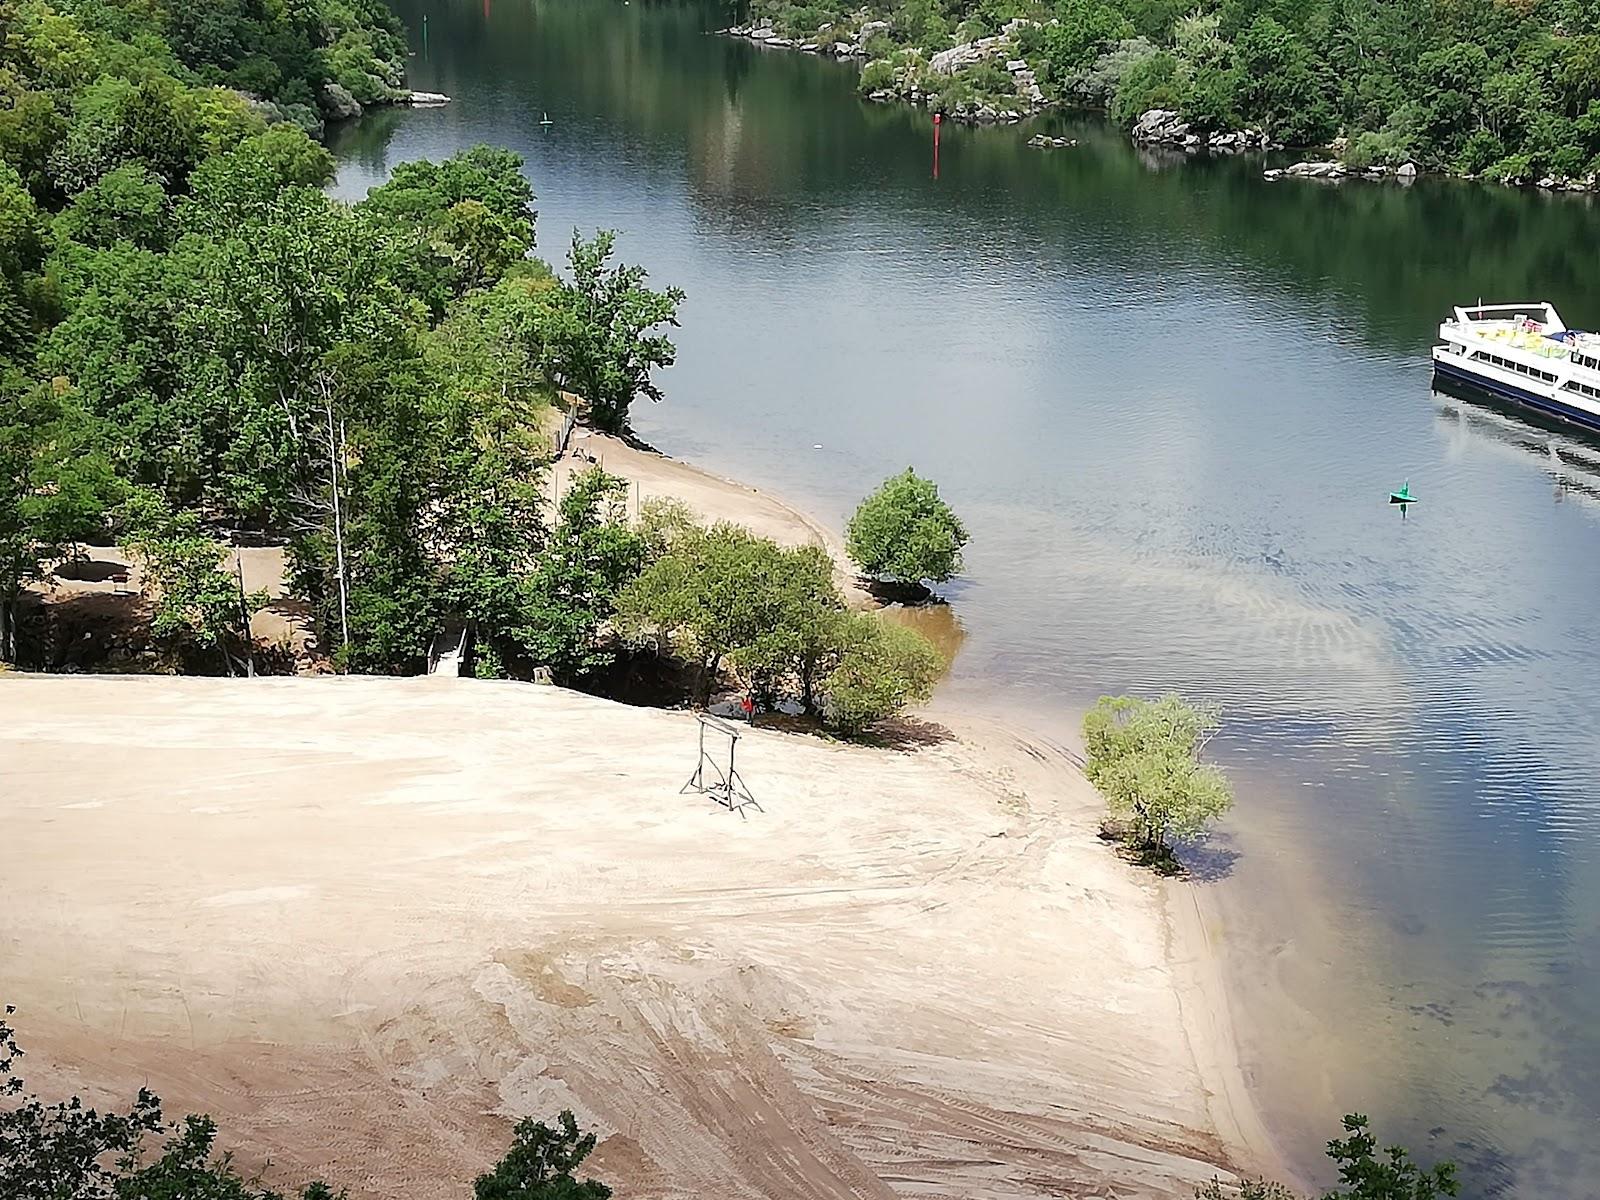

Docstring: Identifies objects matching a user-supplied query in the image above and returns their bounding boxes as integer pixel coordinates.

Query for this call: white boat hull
[1431,302,1600,432]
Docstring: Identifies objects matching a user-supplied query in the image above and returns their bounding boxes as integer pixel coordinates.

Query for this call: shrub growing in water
[1082,692,1232,861]
[845,468,968,597]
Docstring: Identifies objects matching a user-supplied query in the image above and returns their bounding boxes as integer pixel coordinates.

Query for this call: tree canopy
[616,519,944,730]
[0,0,689,678]
[1082,692,1234,859]
[845,468,969,596]
[537,229,685,435]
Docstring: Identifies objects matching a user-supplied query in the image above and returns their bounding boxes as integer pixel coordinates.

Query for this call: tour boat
[1433,302,1600,431]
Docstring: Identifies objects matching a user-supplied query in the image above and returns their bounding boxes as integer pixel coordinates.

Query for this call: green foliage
[757,0,1600,171]
[120,490,265,673]
[512,468,646,682]
[1324,1114,1459,1200]
[0,375,119,662]
[617,521,942,729]
[617,521,821,700]
[844,468,968,591]
[538,229,685,434]
[1038,0,1133,85]
[0,0,701,683]
[1082,693,1233,857]
[57,163,172,249]
[48,74,205,194]
[1108,49,1179,127]
[362,147,537,304]
[474,1110,612,1200]
[821,613,943,733]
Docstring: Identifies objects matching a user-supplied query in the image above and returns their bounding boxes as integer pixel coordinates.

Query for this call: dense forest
[0,0,652,675]
[746,0,1600,184]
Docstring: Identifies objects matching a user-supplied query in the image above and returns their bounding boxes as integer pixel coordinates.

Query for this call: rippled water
[332,4,1600,1193]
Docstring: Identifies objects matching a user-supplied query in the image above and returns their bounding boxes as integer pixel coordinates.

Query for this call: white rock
[1396,161,1418,178]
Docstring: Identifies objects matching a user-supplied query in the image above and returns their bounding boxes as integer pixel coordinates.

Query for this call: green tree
[1039,0,1134,85]
[38,241,196,499]
[1082,693,1233,859]
[57,163,173,250]
[0,377,118,663]
[729,542,843,709]
[617,522,826,702]
[820,613,943,734]
[537,229,685,434]
[120,490,264,675]
[1324,1114,1459,1200]
[48,75,204,195]
[510,468,645,682]
[0,161,50,356]
[844,468,968,597]
[0,91,67,203]
[474,1110,611,1200]
[361,146,536,305]
[182,127,337,238]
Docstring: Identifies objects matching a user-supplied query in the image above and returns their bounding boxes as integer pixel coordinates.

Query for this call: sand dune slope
[1,675,1241,1199]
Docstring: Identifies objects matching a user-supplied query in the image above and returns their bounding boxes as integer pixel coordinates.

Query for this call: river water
[329,4,1600,1194]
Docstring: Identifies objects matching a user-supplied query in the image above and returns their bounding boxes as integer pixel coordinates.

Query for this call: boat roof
[1456,301,1567,331]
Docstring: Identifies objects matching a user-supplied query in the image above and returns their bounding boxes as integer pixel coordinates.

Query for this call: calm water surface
[332,4,1600,1193]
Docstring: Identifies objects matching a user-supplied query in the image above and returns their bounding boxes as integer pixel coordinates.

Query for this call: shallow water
[331,4,1600,1193]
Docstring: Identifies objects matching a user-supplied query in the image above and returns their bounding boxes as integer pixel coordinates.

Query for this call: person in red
[740,694,755,723]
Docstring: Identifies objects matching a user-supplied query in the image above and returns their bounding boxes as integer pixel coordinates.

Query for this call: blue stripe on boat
[1432,358,1600,433]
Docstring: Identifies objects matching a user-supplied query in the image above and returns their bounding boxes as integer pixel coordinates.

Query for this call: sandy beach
[1,437,1281,1199]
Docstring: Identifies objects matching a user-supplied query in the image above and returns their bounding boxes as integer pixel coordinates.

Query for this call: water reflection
[879,600,968,670]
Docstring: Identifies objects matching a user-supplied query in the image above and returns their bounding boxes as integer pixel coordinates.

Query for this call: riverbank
[0,672,1281,1199]
[1,431,1288,1197]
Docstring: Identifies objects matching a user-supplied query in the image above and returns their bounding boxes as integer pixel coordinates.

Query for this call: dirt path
[1,674,1257,1198]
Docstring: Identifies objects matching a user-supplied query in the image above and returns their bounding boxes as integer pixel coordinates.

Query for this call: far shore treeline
[742,0,1600,187]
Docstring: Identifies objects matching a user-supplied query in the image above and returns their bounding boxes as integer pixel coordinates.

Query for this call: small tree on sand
[845,469,968,599]
[821,614,944,734]
[1082,693,1232,861]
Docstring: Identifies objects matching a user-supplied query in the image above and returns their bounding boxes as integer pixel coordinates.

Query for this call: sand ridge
[2,673,1254,1198]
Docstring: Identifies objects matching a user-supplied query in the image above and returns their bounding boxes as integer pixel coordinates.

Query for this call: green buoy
[1388,481,1418,505]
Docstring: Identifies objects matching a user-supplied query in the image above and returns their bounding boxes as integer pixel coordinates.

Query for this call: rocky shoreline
[720,22,1600,194]
[1262,152,1598,192]
[1130,108,1277,155]
[722,18,1047,125]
